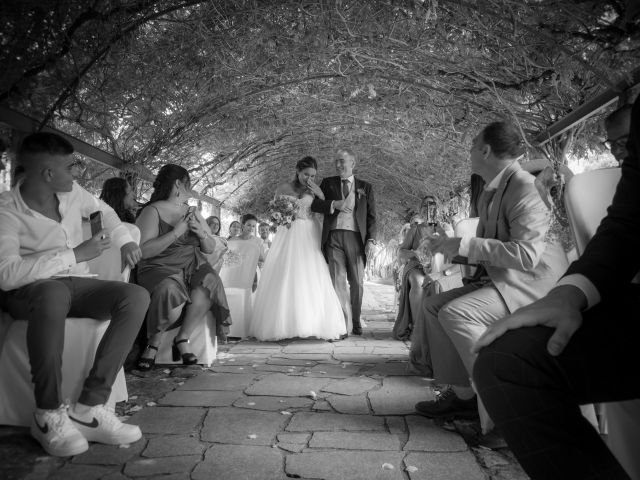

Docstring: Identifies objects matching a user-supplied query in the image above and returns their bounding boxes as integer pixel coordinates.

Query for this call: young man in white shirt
[0,133,150,457]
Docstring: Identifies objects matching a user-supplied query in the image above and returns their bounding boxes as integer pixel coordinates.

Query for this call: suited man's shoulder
[355,177,374,189]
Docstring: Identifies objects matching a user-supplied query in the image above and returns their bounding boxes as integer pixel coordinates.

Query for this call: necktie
[342,179,350,199]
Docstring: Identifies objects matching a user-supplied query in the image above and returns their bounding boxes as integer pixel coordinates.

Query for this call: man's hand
[365,239,377,258]
[120,241,142,272]
[429,236,462,260]
[472,285,587,356]
[74,229,111,263]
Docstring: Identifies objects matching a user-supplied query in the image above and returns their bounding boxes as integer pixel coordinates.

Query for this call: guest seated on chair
[472,97,640,480]
[99,177,139,223]
[0,132,149,457]
[412,120,568,420]
[135,164,231,369]
[227,220,241,239]
[393,195,444,344]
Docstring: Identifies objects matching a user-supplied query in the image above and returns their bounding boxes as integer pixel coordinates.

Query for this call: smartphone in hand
[89,211,103,237]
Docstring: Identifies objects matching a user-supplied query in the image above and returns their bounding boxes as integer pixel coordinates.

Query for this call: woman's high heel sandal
[137,345,158,371]
[172,338,198,365]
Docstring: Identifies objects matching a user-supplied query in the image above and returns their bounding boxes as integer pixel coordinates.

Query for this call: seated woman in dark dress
[135,164,231,370]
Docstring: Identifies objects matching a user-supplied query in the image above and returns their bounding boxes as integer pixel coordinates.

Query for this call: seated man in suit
[473,96,640,480]
[0,133,150,457]
[411,120,568,419]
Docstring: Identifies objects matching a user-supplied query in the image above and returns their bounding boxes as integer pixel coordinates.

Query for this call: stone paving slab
[313,400,333,411]
[309,431,402,450]
[128,407,205,434]
[266,357,318,366]
[286,451,405,480]
[282,340,334,354]
[333,353,395,363]
[322,376,380,395]
[254,364,304,373]
[201,407,287,445]
[286,412,386,432]
[245,372,331,396]
[234,395,313,411]
[193,444,286,480]
[326,394,371,415]
[404,451,485,480]
[272,353,337,362]
[208,365,256,373]
[159,390,243,406]
[277,432,310,443]
[305,363,364,378]
[177,372,258,391]
[277,443,305,453]
[360,362,417,377]
[369,377,434,415]
[404,416,468,452]
[216,354,269,365]
[124,455,201,477]
[142,434,207,457]
[48,464,115,480]
[386,416,407,434]
[72,441,144,465]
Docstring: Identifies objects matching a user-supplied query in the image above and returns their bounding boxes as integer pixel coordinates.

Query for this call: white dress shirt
[0,181,134,291]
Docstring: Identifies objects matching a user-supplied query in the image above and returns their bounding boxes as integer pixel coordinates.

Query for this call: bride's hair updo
[294,156,317,187]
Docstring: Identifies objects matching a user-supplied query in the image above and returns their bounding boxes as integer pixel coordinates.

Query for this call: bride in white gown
[249,157,347,341]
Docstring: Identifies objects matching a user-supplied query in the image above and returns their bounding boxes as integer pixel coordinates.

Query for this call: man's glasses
[602,135,628,150]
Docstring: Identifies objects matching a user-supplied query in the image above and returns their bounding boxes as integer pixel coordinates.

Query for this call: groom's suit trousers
[326,230,365,329]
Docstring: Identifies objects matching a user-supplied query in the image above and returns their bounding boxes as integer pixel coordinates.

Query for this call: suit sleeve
[310,178,334,214]
[564,103,640,299]
[365,182,377,242]
[467,178,551,272]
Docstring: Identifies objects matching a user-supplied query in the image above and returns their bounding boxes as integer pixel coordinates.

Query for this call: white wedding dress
[249,194,347,341]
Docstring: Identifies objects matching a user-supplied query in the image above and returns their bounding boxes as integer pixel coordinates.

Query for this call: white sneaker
[70,403,142,445]
[30,405,89,457]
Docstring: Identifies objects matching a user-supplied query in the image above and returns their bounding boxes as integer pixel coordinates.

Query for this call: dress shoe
[351,326,362,335]
[415,388,478,420]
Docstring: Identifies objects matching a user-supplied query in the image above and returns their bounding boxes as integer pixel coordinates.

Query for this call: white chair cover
[219,238,262,338]
[154,310,218,367]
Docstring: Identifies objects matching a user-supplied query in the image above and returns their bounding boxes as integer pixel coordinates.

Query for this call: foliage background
[1,0,638,240]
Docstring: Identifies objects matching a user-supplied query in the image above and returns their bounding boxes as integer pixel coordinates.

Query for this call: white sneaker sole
[30,425,88,457]
[74,423,142,445]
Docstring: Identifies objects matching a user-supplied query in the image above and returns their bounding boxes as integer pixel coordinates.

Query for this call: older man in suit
[311,149,377,337]
[473,96,640,480]
[411,120,568,419]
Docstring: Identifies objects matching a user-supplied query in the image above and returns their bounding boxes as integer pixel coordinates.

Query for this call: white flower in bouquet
[268,196,299,228]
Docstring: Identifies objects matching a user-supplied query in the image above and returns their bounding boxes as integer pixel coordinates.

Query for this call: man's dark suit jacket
[311,176,377,250]
[565,96,640,298]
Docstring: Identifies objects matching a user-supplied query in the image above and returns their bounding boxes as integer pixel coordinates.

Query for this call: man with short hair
[311,149,378,338]
[412,121,567,420]
[0,132,149,457]
[473,97,640,479]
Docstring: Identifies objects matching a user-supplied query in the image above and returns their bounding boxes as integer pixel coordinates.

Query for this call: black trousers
[326,230,365,330]
[473,283,640,480]
[1,277,149,409]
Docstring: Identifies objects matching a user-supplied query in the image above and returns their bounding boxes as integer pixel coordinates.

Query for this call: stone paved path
[0,281,528,479]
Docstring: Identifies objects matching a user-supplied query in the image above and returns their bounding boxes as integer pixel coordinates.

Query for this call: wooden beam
[534,66,640,146]
[0,105,221,206]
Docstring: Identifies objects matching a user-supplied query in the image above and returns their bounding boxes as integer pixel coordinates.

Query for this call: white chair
[219,238,261,338]
[0,223,138,427]
[564,166,640,479]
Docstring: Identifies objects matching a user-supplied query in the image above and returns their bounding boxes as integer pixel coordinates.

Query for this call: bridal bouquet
[268,196,298,228]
